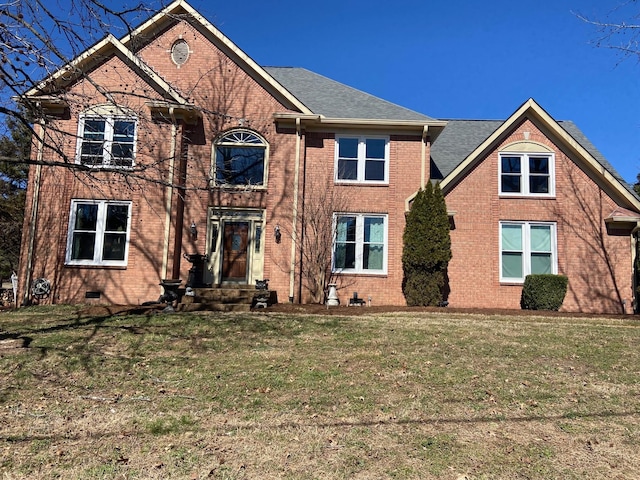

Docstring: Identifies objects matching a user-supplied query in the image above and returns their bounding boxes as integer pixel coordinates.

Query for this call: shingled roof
[431,118,635,197]
[430,120,504,180]
[264,66,435,121]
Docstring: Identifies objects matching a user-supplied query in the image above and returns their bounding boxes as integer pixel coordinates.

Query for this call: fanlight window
[214,130,267,187]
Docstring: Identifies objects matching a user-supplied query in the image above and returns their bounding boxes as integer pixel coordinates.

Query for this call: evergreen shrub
[520,274,568,311]
[402,183,451,306]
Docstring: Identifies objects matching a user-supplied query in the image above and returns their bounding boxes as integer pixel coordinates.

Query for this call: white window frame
[76,114,137,168]
[332,213,388,274]
[498,152,555,197]
[334,135,390,184]
[211,129,268,189]
[65,200,132,267]
[499,221,557,283]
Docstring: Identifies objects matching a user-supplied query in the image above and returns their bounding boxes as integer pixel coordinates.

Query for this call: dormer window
[76,107,137,168]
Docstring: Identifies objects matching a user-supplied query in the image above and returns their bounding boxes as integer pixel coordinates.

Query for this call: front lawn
[1,306,639,479]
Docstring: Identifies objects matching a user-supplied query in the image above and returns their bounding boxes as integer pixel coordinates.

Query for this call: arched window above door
[212,129,268,188]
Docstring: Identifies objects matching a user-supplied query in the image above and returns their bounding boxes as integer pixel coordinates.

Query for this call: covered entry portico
[206,208,265,286]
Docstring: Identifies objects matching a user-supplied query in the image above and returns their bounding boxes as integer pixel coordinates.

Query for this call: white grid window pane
[502,252,523,278]
[530,225,551,252]
[502,224,522,251]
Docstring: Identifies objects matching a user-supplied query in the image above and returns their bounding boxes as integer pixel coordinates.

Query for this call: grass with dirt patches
[1,306,639,479]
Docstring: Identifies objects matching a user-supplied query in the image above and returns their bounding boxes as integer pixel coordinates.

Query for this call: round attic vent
[171,39,190,65]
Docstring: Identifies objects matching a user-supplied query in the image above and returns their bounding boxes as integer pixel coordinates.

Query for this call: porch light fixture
[274,224,281,244]
[190,221,197,240]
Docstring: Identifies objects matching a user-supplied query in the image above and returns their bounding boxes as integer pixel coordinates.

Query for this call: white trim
[65,200,132,267]
[334,135,390,185]
[76,111,137,168]
[25,34,190,106]
[119,0,312,115]
[499,221,557,283]
[210,128,269,189]
[206,208,266,285]
[498,152,555,197]
[332,213,388,275]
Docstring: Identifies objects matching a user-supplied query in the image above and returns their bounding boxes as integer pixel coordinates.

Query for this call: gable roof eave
[120,0,313,116]
[273,112,447,133]
[22,34,192,108]
[438,98,640,211]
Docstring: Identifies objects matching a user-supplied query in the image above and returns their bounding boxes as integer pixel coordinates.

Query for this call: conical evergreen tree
[0,114,31,279]
[402,182,451,306]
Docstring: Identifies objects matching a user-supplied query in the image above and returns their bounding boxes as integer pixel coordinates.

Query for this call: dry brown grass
[1,306,639,479]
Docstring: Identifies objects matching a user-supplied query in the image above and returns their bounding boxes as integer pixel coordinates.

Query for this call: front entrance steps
[178,285,275,312]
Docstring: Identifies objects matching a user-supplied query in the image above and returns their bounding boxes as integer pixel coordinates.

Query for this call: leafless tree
[575,2,640,61]
[297,172,352,304]
[0,1,162,167]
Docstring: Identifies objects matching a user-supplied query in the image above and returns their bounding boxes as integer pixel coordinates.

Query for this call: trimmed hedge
[520,274,568,311]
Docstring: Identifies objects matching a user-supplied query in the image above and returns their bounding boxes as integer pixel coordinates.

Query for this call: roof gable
[24,34,190,105]
[24,0,311,116]
[24,0,444,128]
[120,0,312,115]
[435,98,640,211]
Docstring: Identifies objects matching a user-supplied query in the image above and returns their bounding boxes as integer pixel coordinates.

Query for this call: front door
[222,222,249,282]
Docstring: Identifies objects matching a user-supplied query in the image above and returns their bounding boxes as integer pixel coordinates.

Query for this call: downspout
[297,126,307,304]
[421,125,429,189]
[289,117,302,302]
[22,119,45,306]
[161,108,178,280]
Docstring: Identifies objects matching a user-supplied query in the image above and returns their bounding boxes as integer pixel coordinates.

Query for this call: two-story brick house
[17,0,640,313]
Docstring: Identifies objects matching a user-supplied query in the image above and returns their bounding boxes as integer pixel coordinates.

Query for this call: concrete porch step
[177,285,275,311]
[179,301,251,312]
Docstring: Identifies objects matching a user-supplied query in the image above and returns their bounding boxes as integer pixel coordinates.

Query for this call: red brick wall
[18,16,633,314]
[18,18,300,305]
[444,119,633,314]
[299,131,426,306]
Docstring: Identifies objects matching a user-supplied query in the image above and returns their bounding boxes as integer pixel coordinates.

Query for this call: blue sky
[42,0,636,183]
[179,0,640,184]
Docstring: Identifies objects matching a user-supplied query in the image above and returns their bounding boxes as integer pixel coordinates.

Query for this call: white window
[499,153,554,196]
[213,129,267,187]
[66,200,132,266]
[77,115,137,168]
[500,222,557,282]
[333,214,387,274]
[335,136,389,184]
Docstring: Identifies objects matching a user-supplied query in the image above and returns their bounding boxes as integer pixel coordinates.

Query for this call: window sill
[334,181,389,187]
[65,263,127,269]
[211,184,267,191]
[498,193,555,199]
[332,270,388,277]
[77,163,135,171]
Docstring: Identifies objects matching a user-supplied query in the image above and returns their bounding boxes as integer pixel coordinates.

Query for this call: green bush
[403,270,446,307]
[520,274,568,311]
[402,183,451,306]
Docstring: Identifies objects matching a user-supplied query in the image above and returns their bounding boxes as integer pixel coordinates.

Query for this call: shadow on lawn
[2,407,639,445]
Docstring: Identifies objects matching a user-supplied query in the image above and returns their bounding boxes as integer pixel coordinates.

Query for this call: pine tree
[402,182,452,306]
[0,114,31,279]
